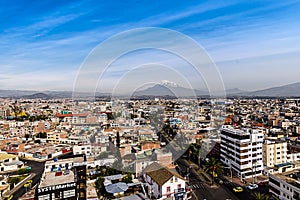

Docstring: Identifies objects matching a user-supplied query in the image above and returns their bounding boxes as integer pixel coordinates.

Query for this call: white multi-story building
[287,152,300,163]
[263,140,288,167]
[73,145,93,157]
[220,126,264,180]
[269,170,300,200]
[0,153,24,172]
[95,135,109,144]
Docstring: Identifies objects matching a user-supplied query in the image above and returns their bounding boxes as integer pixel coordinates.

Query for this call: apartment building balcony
[236,157,252,163]
[239,145,249,150]
[239,150,250,156]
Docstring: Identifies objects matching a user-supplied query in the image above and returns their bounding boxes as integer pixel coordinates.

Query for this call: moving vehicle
[63,170,70,175]
[24,179,33,187]
[24,183,31,188]
[5,194,13,200]
[233,186,243,192]
[247,184,258,190]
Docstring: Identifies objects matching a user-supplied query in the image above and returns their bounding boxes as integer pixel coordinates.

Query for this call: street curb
[3,173,36,197]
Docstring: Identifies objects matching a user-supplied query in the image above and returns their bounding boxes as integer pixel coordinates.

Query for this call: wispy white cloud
[0,0,300,91]
[134,1,240,27]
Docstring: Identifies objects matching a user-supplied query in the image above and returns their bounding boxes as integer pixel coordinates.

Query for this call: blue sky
[0,0,300,92]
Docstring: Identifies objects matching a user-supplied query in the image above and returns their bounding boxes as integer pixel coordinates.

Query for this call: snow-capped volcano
[161,80,178,87]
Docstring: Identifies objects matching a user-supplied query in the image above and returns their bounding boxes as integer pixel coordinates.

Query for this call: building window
[170,178,173,183]
[269,177,280,187]
[175,177,178,182]
[80,192,85,198]
[167,187,171,193]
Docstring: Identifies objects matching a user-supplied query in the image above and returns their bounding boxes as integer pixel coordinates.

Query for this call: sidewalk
[3,173,36,198]
[223,174,269,186]
[223,175,245,186]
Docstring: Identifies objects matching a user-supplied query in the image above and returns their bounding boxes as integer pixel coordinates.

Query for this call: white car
[247,184,258,190]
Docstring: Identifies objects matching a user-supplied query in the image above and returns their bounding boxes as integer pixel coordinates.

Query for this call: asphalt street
[220,179,270,200]
[176,158,238,200]
[10,159,45,200]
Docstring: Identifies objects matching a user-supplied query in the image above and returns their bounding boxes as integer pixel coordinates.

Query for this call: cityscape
[1,1,300,200]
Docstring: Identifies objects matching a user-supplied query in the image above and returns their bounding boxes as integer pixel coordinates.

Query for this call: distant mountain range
[1,82,300,98]
[234,82,300,97]
[0,90,71,99]
[132,84,208,97]
[0,90,109,99]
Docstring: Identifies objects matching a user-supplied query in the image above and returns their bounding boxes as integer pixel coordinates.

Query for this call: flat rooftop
[25,144,68,155]
[45,156,84,165]
[40,171,75,188]
[0,153,16,161]
[221,127,250,135]
[274,169,300,189]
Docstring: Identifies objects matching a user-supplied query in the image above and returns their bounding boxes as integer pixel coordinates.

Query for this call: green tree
[111,149,123,172]
[8,177,21,184]
[18,168,29,175]
[97,152,109,159]
[250,192,269,200]
[95,176,105,196]
[107,113,114,120]
[203,157,223,185]
[116,131,120,148]
[37,132,47,138]
[122,173,132,184]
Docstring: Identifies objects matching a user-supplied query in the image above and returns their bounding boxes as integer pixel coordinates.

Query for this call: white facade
[144,173,186,200]
[0,153,24,172]
[287,153,300,163]
[95,135,109,144]
[73,145,93,157]
[269,171,300,200]
[143,162,186,200]
[220,126,264,180]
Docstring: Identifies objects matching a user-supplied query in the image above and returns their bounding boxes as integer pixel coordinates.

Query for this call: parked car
[5,194,13,200]
[233,187,243,192]
[247,184,258,190]
[24,183,30,188]
[63,170,70,175]
[258,181,268,186]
[55,171,63,176]
[24,179,33,188]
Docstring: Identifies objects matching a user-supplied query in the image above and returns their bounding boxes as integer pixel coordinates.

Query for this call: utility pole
[187,166,192,183]
[224,161,232,182]
[252,161,254,184]
[230,162,233,182]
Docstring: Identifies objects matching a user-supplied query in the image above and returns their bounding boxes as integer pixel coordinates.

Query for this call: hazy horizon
[1,1,300,92]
